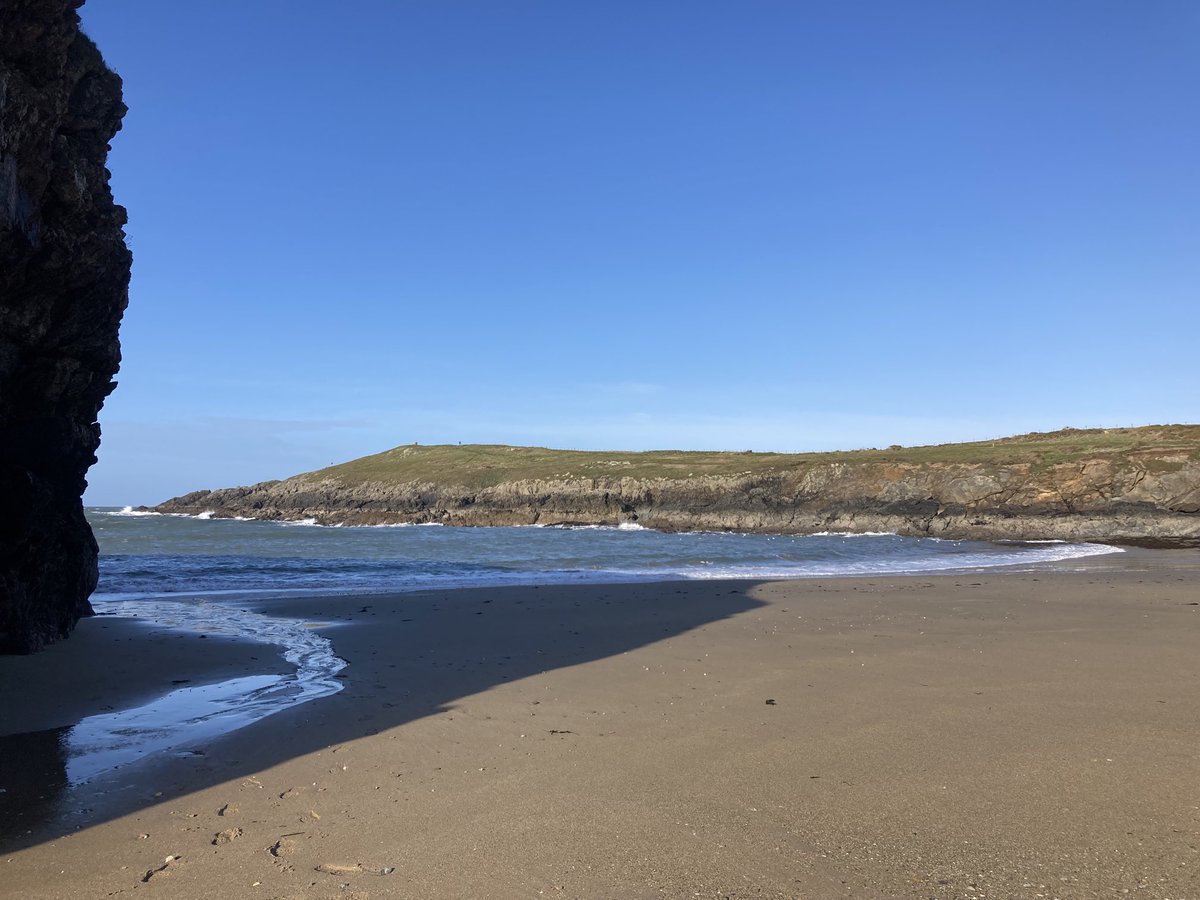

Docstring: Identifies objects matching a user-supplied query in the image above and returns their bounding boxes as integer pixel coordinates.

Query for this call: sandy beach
[2,551,1199,898]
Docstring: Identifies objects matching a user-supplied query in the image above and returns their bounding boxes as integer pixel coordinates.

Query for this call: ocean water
[89,506,1121,600]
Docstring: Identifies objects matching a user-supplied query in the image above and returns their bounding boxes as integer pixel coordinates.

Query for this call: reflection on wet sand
[0,599,345,846]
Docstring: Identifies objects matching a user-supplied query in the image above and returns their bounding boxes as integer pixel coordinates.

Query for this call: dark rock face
[1,1,130,653]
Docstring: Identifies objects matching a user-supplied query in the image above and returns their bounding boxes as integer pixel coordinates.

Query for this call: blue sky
[80,1,1198,505]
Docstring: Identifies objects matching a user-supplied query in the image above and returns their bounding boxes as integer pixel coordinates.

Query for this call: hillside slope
[154,426,1200,545]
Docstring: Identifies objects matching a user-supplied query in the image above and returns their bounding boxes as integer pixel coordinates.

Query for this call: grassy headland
[314,424,1200,488]
[155,425,1200,543]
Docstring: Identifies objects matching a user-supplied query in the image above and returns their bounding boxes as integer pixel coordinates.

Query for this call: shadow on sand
[0,579,764,852]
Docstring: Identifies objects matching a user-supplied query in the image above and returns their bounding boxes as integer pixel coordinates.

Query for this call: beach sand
[2,551,1198,898]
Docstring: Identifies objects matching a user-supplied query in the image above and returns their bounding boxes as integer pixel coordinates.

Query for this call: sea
[89,506,1121,600]
[39,507,1121,789]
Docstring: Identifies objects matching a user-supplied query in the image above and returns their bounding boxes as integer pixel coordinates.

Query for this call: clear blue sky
[79,0,1199,505]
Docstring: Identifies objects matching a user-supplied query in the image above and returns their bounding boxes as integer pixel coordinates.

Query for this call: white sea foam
[527,522,655,532]
[188,513,255,522]
[808,530,899,537]
[600,541,1122,582]
[69,599,346,784]
[347,521,445,529]
[108,506,164,517]
[268,519,448,529]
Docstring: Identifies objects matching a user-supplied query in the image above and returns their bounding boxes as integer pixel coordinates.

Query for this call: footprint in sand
[269,836,300,874]
[212,827,243,846]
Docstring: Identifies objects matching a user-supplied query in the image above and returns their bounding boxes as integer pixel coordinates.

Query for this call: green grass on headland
[308,425,1200,490]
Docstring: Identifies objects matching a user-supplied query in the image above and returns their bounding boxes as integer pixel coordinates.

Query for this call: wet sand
[1,551,1199,898]
[1,615,290,734]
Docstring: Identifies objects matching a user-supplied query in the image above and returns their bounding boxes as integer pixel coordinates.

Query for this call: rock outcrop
[155,429,1200,547]
[1,0,130,652]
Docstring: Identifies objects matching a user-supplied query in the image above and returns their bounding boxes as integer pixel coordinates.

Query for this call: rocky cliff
[1,1,130,652]
[155,427,1200,546]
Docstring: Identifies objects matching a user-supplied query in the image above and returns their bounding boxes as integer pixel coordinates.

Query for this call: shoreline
[0,615,291,736]
[85,539,1129,609]
[2,551,1198,896]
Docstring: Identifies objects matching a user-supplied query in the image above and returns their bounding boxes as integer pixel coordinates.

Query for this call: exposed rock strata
[156,450,1200,547]
[1,0,130,652]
